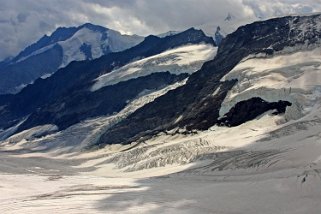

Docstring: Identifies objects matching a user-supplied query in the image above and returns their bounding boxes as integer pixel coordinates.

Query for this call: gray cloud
[0,0,320,60]
[242,0,321,18]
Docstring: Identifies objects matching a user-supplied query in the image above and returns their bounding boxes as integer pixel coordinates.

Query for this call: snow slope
[59,27,143,67]
[92,44,216,91]
[1,100,320,214]
[220,46,321,121]
[14,25,144,68]
[0,24,144,94]
[1,16,321,214]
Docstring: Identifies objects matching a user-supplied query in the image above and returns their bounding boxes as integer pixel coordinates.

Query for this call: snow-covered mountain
[15,23,144,67]
[1,14,321,145]
[0,23,144,94]
[55,23,144,68]
[1,14,321,214]
[96,14,321,145]
[157,30,181,38]
[196,12,245,47]
[0,27,215,133]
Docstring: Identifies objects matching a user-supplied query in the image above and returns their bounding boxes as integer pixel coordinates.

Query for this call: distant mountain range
[0,27,215,138]
[0,23,144,94]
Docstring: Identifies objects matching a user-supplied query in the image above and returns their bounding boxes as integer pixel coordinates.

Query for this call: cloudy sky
[0,0,321,60]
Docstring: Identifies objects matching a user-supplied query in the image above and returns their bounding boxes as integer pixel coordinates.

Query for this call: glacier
[1,15,321,214]
[1,44,321,212]
[91,44,217,91]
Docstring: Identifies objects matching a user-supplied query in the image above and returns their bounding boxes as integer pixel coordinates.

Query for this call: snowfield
[60,27,143,68]
[1,104,321,213]
[91,44,217,91]
[1,83,321,214]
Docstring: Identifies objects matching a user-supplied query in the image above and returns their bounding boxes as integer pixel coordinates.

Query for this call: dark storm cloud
[0,0,320,60]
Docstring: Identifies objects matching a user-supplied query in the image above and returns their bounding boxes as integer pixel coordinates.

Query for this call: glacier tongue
[92,44,217,91]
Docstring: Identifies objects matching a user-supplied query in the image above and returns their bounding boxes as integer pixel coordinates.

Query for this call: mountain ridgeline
[0,28,215,133]
[0,23,144,94]
[95,14,321,147]
[1,14,321,148]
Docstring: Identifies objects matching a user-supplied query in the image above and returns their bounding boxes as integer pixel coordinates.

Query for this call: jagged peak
[8,23,111,64]
[184,27,203,34]
[142,35,160,44]
[79,23,109,32]
[225,12,235,21]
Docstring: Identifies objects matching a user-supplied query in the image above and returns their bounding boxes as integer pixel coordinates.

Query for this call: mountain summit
[214,26,224,46]
[0,24,144,94]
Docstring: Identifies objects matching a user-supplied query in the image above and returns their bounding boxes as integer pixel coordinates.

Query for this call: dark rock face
[214,26,224,46]
[95,80,237,148]
[0,45,63,94]
[0,28,214,132]
[17,72,188,132]
[80,43,93,60]
[0,26,80,95]
[12,26,79,63]
[218,98,292,127]
[95,14,321,147]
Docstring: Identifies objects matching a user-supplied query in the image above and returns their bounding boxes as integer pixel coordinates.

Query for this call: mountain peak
[185,27,201,33]
[214,26,224,46]
[157,30,180,38]
[0,23,144,94]
[11,25,80,63]
[79,23,109,33]
[225,12,235,21]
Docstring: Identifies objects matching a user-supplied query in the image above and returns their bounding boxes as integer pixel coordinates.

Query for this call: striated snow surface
[220,46,321,121]
[91,44,216,91]
[1,102,321,213]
